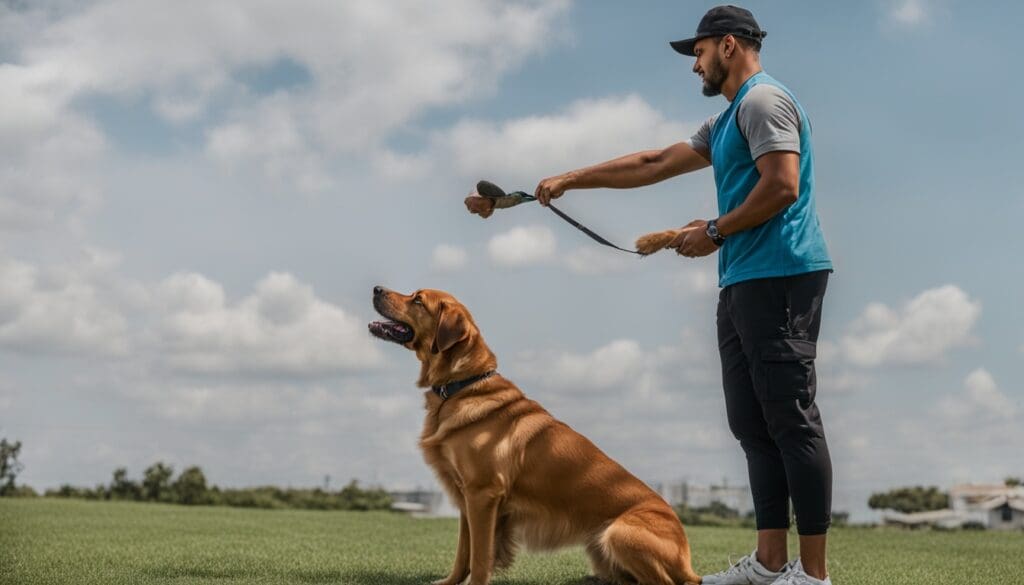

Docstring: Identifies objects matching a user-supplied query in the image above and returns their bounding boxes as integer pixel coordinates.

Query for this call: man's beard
[701,56,727,97]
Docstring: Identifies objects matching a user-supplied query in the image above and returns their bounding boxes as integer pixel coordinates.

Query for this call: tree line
[867,479,1022,514]
[1,437,391,511]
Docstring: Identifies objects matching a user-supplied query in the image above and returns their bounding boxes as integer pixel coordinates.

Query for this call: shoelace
[719,553,754,577]
[773,564,818,585]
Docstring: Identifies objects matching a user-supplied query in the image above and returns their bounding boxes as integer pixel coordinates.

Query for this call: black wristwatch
[706,219,726,246]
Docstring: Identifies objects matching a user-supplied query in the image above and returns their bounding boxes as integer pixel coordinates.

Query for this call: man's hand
[464,194,496,219]
[671,219,718,258]
[535,173,572,207]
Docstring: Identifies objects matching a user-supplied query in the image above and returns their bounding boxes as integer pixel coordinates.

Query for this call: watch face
[707,223,719,237]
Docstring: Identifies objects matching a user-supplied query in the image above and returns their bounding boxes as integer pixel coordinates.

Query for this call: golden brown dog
[369,286,701,585]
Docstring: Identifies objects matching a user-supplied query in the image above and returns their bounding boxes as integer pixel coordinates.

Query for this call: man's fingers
[668,226,699,248]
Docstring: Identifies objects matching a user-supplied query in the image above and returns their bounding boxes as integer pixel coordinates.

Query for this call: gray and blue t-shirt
[687,72,832,288]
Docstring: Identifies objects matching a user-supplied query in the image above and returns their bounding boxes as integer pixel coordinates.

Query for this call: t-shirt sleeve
[737,84,802,160]
[686,113,718,153]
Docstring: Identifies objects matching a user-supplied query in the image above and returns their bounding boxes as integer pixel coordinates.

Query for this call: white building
[389,488,458,517]
[882,484,1024,530]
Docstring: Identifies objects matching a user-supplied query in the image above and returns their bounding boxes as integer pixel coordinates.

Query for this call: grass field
[2,499,1022,584]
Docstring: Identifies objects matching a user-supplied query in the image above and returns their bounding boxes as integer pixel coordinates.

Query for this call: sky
[1,0,1022,523]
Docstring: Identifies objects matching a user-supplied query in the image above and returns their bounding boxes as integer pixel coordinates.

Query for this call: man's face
[692,37,727,97]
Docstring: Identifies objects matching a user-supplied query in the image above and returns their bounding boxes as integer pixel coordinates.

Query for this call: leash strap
[476,180,640,256]
[546,202,641,255]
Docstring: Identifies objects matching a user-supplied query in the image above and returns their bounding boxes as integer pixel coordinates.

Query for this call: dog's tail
[673,540,703,585]
[600,507,702,584]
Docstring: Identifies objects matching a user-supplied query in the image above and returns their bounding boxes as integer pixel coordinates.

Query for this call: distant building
[388,488,458,517]
[882,484,1024,530]
[649,479,754,516]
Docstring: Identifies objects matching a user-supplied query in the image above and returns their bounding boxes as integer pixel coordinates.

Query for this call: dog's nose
[373,286,385,297]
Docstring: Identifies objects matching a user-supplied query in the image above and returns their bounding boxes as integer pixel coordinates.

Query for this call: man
[469,6,834,585]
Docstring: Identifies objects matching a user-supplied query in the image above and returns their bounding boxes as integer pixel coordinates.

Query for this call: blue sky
[1,0,1021,523]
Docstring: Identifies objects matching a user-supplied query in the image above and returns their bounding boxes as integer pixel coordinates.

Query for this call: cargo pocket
[756,339,817,405]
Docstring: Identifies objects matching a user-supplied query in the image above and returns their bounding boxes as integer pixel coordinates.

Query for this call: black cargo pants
[717,269,832,535]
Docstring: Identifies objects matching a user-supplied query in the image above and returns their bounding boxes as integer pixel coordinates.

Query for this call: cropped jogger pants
[716,269,832,535]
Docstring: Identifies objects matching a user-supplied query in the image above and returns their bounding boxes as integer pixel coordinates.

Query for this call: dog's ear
[432,302,469,354]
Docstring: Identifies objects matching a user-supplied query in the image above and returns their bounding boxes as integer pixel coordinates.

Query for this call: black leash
[476,180,641,256]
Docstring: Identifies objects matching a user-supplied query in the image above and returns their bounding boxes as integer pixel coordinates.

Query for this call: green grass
[2,499,1022,584]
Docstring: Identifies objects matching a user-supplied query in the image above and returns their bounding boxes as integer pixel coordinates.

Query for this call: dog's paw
[635,229,679,255]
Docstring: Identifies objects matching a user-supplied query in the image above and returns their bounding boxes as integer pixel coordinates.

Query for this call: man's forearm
[563,150,667,190]
[716,175,798,236]
[565,143,709,190]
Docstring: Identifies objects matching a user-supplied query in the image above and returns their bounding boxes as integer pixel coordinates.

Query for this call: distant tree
[868,486,949,514]
[143,462,175,502]
[173,466,208,505]
[109,467,142,500]
[697,500,740,519]
[831,511,850,527]
[337,479,392,511]
[1005,477,1022,488]
[0,438,24,496]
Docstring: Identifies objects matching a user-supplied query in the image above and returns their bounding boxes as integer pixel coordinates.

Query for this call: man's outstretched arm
[534,142,711,206]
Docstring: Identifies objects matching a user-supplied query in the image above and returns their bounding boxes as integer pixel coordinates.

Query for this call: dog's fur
[370,287,701,585]
[635,225,702,256]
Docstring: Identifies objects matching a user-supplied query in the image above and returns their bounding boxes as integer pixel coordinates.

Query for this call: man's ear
[431,302,469,354]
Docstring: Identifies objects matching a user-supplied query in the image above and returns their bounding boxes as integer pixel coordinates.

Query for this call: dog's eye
[413,297,424,306]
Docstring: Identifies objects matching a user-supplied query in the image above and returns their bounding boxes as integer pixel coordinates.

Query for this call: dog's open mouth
[368,319,414,344]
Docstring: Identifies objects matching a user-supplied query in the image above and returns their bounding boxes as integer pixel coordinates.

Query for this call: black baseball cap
[670,5,767,57]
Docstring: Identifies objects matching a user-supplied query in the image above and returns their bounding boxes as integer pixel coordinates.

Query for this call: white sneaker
[702,550,790,585]
[769,559,831,585]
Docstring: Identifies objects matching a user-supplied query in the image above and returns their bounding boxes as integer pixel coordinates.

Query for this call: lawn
[1,499,1022,584]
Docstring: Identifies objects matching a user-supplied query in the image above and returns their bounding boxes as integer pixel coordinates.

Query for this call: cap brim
[670,36,702,56]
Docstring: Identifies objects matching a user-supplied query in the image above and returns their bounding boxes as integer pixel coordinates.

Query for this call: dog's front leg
[432,512,470,585]
[465,490,501,585]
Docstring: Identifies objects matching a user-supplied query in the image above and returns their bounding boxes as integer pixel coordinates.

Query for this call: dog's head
[369,286,496,388]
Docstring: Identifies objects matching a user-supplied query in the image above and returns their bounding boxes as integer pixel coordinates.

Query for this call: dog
[369,286,701,585]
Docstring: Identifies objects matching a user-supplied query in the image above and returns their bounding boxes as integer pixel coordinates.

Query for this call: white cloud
[205,96,332,193]
[0,250,132,356]
[0,65,106,231]
[840,285,980,367]
[547,339,647,391]
[936,369,1018,422]
[127,382,354,425]
[671,267,718,299]
[156,271,384,375]
[430,244,468,273]
[6,1,570,191]
[487,225,556,267]
[431,94,694,183]
[888,0,929,26]
[564,245,633,275]
[515,330,719,398]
